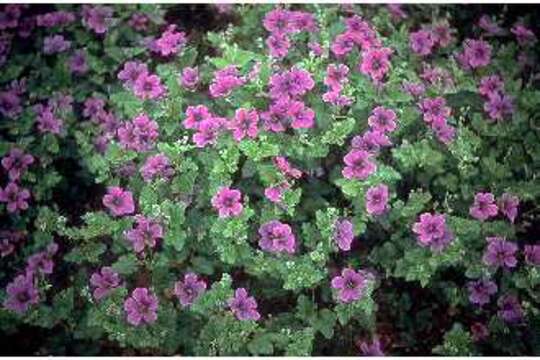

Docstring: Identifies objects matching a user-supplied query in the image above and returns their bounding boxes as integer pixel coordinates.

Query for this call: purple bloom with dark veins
[69,50,88,75]
[524,245,540,266]
[174,272,207,307]
[90,266,121,300]
[124,287,159,326]
[497,295,523,324]
[484,92,513,122]
[133,73,165,100]
[412,212,453,252]
[467,279,497,306]
[3,272,39,314]
[82,5,113,34]
[102,186,135,217]
[351,130,392,154]
[331,268,368,303]
[463,39,492,68]
[1,148,34,181]
[267,34,290,59]
[26,242,58,275]
[125,215,163,253]
[43,35,71,54]
[211,187,244,218]
[193,117,225,148]
[499,193,519,223]
[229,108,259,141]
[368,106,397,133]
[342,150,377,180]
[0,182,30,213]
[470,192,498,221]
[410,30,435,56]
[182,105,211,130]
[333,218,354,251]
[228,288,260,321]
[118,61,149,88]
[483,236,518,269]
[258,220,296,254]
[478,75,504,98]
[179,66,199,90]
[365,184,389,216]
[140,153,174,182]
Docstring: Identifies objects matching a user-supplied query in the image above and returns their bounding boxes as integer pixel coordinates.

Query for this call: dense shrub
[1,3,539,356]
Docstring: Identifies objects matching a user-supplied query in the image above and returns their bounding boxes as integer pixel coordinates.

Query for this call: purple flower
[0,230,23,258]
[258,220,296,254]
[133,73,165,100]
[331,32,356,57]
[273,156,302,179]
[174,273,207,307]
[140,153,174,182]
[524,245,540,266]
[264,185,284,203]
[359,338,385,356]
[35,106,63,134]
[365,184,389,216]
[359,47,392,83]
[267,34,290,59]
[182,104,211,130]
[36,10,75,28]
[118,61,149,88]
[351,130,391,154]
[470,192,498,221]
[3,272,39,314]
[322,90,353,107]
[228,288,261,321]
[209,66,245,98]
[43,35,71,54]
[90,267,121,300]
[368,106,397,133]
[497,295,523,324]
[26,242,58,275]
[263,9,295,35]
[484,92,513,122]
[324,64,349,91]
[193,117,225,148]
[102,186,135,217]
[419,97,451,124]
[117,113,159,152]
[410,30,435,56]
[68,50,88,75]
[83,97,106,119]
[124,287,159,326]
[478,75,504,98]
[150,24,186,57]
[0,90,23,119]
[342,150,377,180]
[289,100,315,129]
[412,212,453,252]
[499,193,519,223]
[1,148,34,181]
[511,24,537,47]
[431,117,456,145]
[82,5,113,34]
[334,218,354,251]
[478,15,504,36]
[229,108,259,141]
[483,236,518,269]
[269,68,314,100]
[211,187,244,218]
[179,66,199,90]
[308,41,323,56]
[463,39,492,69]
[0,182,30,213]
[125,215,163,253]
[467,279,497,306]
[331,268,368,303]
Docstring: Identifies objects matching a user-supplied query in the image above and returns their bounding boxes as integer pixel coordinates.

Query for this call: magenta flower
[43,34,71,54]
[209,66,245,98]
[273,156,302,179]
[26,242,58,275]
[359,338,385,356]
[82,5,113,34]
[431,22,455,48]
[467,279,497,306]
[410,30,435,56]
[511,24,537,47]
[470,192,498,221]
[431,117,456,145]
[69,50,88,75]
[90,267,121,301]
[124,287,159,326]
[211,187,244,218]
[334,218,354,251]
[342,150,377,180]
[498,193,519,223]
[322,91,353,107]
[368,106,397,133]
[463,39,492,68]
[483,236,518,269]
[412,212,453,252]
[0,182,30,213]
[484,92,513,122]
[118,61,148,88]
[151,24,186,57]
[478,75,504,98]
[324,64,349,91]
[36,10,76,28]
[289,100,315,129]
[182,104,212,130]
[258,220,296,254]
[365,184,389,216]
[308,41,323,56]
[524,245,540,266]
[331,268,368,303]
[228,288,261,321]
[179,66,199,90]
[269,68,314,100]
[267,34,290,59]
[478,15,504,36]
[263,9,295,35]
[359,47,392,82]
[83,97,106,119]
[264,186,284,203]
[331,32,356,57]
[36,106,63,134]
[125,215,163,253]
[261,100,290,132]
[102,186,135,217]
[497,295,523,324]
[291,11,317,32]
[419,97,451,124]
[117,113,159,152]
[2,148,34,181]
[140,153,174,183]
[229,108,259,141]
[133,73,165,100]
[3,272,39,314]
[174,272,207,307]
[193,117,225,148]
[351,130,392,154]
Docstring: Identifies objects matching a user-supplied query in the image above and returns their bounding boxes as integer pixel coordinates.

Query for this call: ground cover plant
[0,3,539,356]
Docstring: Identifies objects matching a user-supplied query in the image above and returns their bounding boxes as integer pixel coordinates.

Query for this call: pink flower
[289,100,315,129]
[463,39,492,69]
[484,92,513,122]
[478,75,504,98]
[498,193,519,223]
[351,130,392,154]
[419,96,451,124]
[511,24,537,47]
[412,212,453,252]
[229,108,259,141]
[228,288,261,321]
[193,117,224,148]
[211,187,244,218]
[0,182,30,213]
[125,215,163,253]
[1,148,34,181]
[263,8,295,35]
[331,268,368,303]
[365,184,389,216]
[266,34,290,59]
[150,24,186,56]
[273,156,302,179]
[140,153,174,182]
[368,106,397,133]
[124,288,159,326]
[117,114,159,152]
[82,5,113,34]
[182,105,211,130]
[174,273,207,307]
[133,73,165,100]
[331,32,356,57]
[334,219,354,251]
[342,150,377,180]
[258,220,296,254]
[102,186,135,217]
[264,186,284,203]
[324,64,349,91]
[179,66,199,90]
[359,47,392,83]
[469,192,498,221]
[410,30,435,56]
[118,61,148,88]
[269,68,314,100]
[483,236,518,269]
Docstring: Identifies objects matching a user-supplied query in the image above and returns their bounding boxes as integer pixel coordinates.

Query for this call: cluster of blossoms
[149,24,186,57]
[35,10,75,28]
[181,104,227,148]
[118,60,166,100]
[418,96,455,145]
[409,21,454,57]
[102,186,135,217]
[90,267,122,301]
[117,113,160,152]
[469,191,519,223]
[81,97,120,153]
[34,103,64,135]
[455,38,492,70]
[0,79,25,119]
[258,220,296,254]
[322,64,352,107]
[262,8,317,59]
[125,215,164,253]
[43,34,71,55]
[209,65,245,98]
[81,5,113,34]
[140,153,174,182]
[412,212,454,252]
[263,156,302,204]
[0,146,33,214]
[477,74,514,122]
[211,187,244,218]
